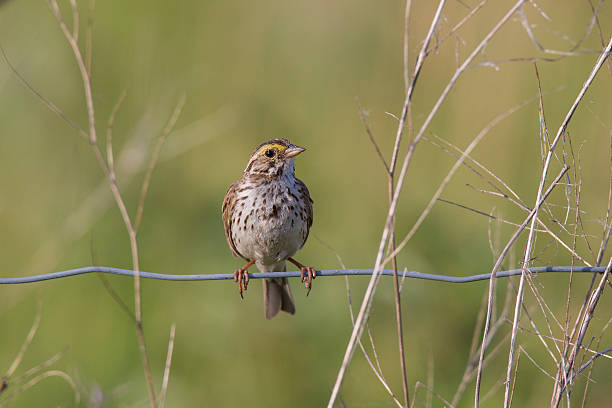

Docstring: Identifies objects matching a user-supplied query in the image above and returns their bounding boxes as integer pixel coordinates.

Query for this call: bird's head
[244,138,306,178]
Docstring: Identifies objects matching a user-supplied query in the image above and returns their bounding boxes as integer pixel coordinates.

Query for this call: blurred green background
[1,0,611,406]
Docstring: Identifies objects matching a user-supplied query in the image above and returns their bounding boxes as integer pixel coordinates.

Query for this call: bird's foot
[234,260,255,299]
[288,258,317,296]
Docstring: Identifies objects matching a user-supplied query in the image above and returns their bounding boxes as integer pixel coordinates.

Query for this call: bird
[222,138,316,319]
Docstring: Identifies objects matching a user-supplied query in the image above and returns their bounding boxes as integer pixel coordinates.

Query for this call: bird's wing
[295,177,313,244]
[222,180,244,259]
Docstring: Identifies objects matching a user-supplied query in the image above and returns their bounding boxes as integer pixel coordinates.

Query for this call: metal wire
[0,266,607,285]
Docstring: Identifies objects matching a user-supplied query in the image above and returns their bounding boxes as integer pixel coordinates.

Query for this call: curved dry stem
[45,2,159,405]
[4,370,80,406]
[4,303,42,379]
[505,36,612,408]
[326,2,447,406]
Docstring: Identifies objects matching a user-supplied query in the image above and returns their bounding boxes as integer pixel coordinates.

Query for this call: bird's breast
[231,178,308,264]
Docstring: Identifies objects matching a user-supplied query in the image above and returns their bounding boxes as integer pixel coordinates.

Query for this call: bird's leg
[234,260,255,299]
[288,257,317,296]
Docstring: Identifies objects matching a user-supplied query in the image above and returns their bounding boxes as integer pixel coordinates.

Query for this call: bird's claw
[233,260,255,299]
[234,269,250,298]
[300,266,317,296]
[288,257,317,296]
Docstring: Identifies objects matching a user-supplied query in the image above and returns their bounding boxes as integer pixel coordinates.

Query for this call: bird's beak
[284,144,306,158]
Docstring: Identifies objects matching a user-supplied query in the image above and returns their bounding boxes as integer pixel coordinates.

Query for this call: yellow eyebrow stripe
[257,144,287,155]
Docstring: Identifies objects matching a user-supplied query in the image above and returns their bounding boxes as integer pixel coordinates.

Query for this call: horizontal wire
[0,266,607,285]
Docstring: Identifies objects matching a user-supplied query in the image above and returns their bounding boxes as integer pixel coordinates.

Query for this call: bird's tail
[263,263,295,319]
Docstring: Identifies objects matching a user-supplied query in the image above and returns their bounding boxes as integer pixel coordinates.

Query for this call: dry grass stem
[135,93,186,232]
[551,257,612,405]
[384,94,534,266]
[2,345,72,405]
[317,236,404,408]
[327,2,447,406]
[520,2,604,57]
[383,0,529,266]
[96,273,137,323]
[517,299,560,368]
[106,90,128,180]
[402,0,412,90]
[42,2,180,405]
[426,353,434,408]
[11,351,65,386]
[86,0,96,75]
[4,304,41,380]
[5,370,80,406]
[504,36,612,408]
[20,107,227,281]
[344,273,404,408]
[0,46,88,139]
[159,324,176,408]
[358,101,389,173]
[595,136,612,265]
[474,164,568,407]
[512,323,612,362]
[425,0,488,56]
[451,279,513,407]
[69,0,78,41]
[430,133,592,265]
[47,0,96,145]
[410,381,453,408]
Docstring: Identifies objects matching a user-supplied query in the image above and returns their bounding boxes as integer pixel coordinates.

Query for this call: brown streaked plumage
[222,138,315,319]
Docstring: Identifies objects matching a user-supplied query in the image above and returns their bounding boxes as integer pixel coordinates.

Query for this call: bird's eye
[265,149,275,158]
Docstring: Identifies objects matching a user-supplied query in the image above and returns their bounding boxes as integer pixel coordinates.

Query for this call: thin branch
[45,2,159,405]
[572,346,612,381]
[357,101,389,174]
[47,0,96,145]
[134,93,186,232]
[0,45,88,139]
